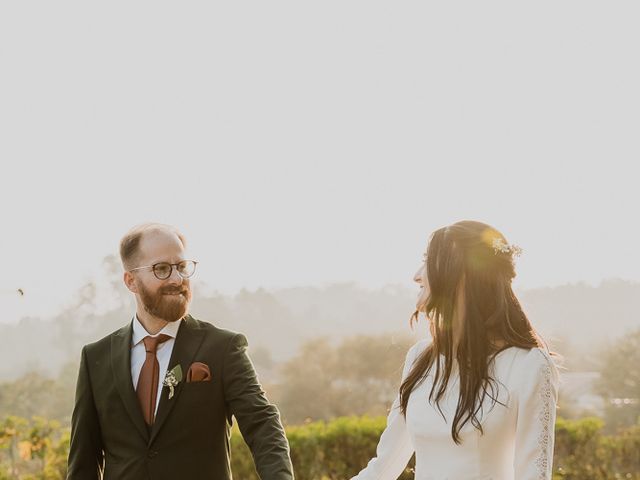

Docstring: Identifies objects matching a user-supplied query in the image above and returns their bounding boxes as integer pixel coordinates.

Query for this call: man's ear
[124,271,138,293]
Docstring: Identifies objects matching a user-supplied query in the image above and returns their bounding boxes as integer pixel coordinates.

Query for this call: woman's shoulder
[400,339,431,377]
[406,338,431,360]
[511,345,555,365]
[504,346,560,387]
[403,342,555,364]
[493,345,553,362]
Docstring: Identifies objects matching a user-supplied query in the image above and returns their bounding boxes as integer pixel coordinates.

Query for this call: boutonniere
[163,364,183,399]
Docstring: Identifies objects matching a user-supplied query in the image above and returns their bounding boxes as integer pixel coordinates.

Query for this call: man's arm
[223,333,294,480]
[67,346,104,480]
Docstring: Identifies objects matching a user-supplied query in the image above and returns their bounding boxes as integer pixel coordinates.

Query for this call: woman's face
[413,253,430,311]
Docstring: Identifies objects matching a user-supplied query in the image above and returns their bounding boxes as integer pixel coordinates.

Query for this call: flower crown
[491,238,523,257]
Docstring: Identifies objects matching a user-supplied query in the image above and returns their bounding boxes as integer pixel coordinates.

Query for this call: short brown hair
[119,223,187,269]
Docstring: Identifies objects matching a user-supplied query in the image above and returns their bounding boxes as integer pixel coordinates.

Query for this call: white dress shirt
[130,315,182,416]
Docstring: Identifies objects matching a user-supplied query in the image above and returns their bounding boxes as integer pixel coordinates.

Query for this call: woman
[351,220,560,480]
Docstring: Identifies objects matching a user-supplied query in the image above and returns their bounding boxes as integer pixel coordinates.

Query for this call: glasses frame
[129,260,198,280]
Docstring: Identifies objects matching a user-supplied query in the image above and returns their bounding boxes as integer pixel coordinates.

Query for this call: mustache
[160,286,189,295]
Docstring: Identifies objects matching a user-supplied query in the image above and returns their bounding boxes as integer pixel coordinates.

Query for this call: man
[67,223,294,479]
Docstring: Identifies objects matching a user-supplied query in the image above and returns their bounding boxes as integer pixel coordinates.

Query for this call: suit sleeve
[223,333,294,480]
[349,342,422,480]
[513,349,560,480]
[67,346,104,480]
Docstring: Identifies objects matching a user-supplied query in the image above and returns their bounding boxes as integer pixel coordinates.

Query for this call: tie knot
[142,334,171,353]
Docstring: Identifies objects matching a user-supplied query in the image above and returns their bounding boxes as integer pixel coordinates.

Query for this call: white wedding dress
[351,340,559,480]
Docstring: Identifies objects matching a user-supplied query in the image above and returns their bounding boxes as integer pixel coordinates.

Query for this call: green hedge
[231,416,640,480]
[553,417,640,479]
[1,415,638,479]
[232,416,414,480]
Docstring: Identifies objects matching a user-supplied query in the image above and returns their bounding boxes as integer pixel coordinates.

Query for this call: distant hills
[519,279,640,345]
[1,265,638,381]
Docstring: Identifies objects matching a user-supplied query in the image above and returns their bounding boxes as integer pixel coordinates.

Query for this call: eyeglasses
[129,260,198,280]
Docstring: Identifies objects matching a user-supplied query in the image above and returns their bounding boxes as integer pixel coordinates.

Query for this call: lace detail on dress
[534,361,553,479]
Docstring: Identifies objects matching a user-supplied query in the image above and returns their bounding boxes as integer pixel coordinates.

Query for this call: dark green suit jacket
[67,315,294,480]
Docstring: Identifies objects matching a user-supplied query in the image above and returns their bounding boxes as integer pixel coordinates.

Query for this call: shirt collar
[132,315,182,347]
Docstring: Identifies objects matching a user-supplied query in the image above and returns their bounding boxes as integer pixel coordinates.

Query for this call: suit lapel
[150,315,206,443]
[111,321,149,442]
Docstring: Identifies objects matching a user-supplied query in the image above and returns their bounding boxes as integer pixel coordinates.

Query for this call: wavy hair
[399,220,546,444]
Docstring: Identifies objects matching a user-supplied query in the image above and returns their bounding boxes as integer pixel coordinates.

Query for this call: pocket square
[186,362,212,382]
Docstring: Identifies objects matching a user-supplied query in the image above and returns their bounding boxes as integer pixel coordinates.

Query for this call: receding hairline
[119,223,187,270]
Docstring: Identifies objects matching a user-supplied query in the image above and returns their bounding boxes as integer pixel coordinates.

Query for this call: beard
[138,281,192,322]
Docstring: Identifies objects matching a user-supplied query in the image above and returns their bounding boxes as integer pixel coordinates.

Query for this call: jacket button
[147,450,158,459]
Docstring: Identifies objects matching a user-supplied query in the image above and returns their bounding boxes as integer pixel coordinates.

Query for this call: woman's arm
[350,340,427,480]
[513,348,560,480]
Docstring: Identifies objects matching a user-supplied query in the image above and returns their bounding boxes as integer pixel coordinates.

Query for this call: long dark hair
[399,220,546,444]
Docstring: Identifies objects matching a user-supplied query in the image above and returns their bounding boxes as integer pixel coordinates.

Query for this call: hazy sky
[1,1,638,324]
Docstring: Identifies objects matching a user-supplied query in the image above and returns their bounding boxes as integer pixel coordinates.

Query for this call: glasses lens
[177,260,196,278]
[153,263,172,280]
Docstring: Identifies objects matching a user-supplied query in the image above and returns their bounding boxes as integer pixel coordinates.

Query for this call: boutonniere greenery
[163,364,183,399]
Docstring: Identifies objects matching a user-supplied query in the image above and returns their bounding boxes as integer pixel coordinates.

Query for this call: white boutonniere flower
[163,364,183,399]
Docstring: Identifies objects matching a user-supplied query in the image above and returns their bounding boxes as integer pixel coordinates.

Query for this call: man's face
[127,230,192,322]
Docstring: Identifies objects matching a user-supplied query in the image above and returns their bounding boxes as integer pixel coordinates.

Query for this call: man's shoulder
[185,315,245,344]
[82,322,131,355]
[185,316,255,360]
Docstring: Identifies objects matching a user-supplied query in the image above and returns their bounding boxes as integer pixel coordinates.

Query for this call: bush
[2,415,638,479]
[231,416,414,480]
[551,417,639,479]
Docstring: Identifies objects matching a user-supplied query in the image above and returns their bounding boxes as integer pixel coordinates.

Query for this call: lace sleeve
[350,341,426,480]
[513,348,560,480]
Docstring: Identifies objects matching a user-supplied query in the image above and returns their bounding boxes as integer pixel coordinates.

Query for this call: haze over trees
[2,255,639,381]
[1,254,639,429]
[1,257,639,479]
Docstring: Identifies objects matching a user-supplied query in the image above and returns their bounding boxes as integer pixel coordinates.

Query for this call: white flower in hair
[492,238,523,257]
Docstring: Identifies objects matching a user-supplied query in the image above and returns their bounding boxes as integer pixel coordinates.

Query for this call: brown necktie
[136,334,171,425]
